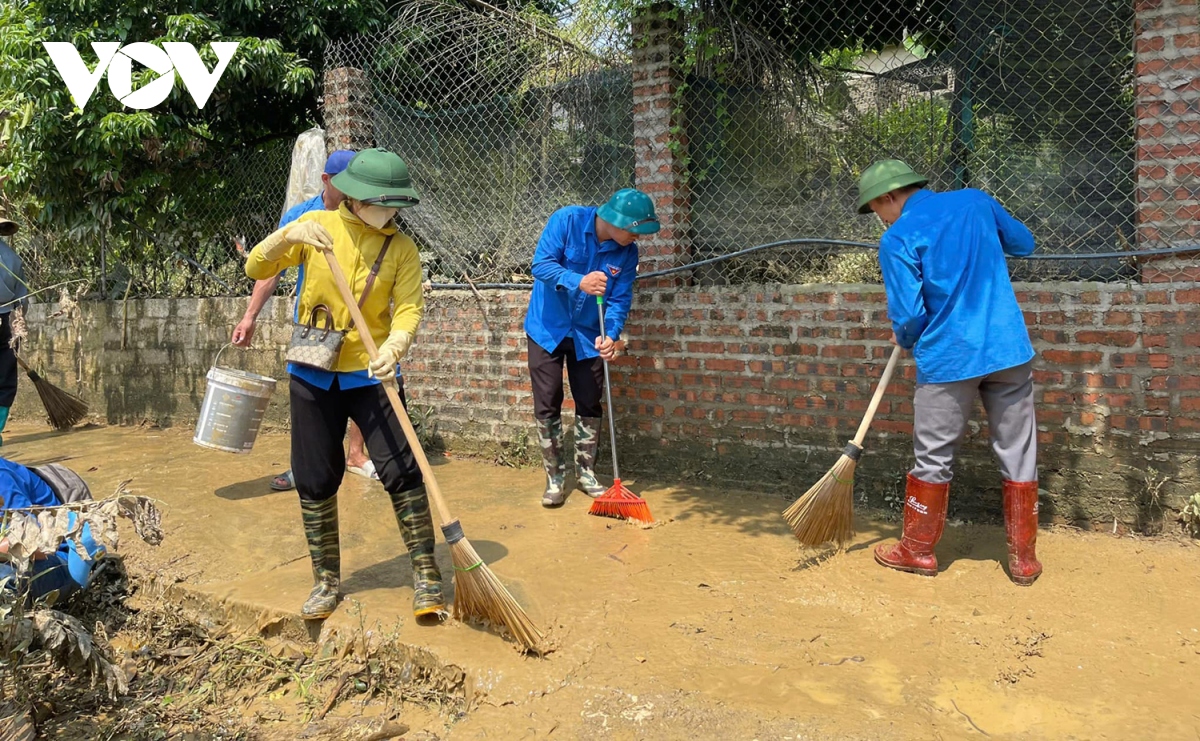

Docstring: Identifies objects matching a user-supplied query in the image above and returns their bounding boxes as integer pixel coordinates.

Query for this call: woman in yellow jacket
[245,148,442,620]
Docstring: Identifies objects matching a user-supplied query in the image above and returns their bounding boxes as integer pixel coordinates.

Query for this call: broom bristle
[29,373,89,430]
[587,480,654,524]
[782,454,857,547]
[448,537,546,655]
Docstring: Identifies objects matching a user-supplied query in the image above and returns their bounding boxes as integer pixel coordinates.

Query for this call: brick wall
[19,283,1197,529]
[1136,0,1200,280]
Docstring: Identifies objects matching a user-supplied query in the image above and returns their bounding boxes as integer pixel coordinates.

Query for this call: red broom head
[588,479,654,524]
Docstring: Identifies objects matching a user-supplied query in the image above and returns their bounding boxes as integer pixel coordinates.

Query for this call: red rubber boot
[874,474,950,577]
[1003,480,1042,586]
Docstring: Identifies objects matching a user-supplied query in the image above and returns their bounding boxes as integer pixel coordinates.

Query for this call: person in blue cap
[856,159,1042,586]
[0,458,105,603]
[524,188,661,507]
[231,150,378,491]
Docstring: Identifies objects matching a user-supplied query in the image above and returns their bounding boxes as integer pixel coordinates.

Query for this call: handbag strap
[347,234,394,331]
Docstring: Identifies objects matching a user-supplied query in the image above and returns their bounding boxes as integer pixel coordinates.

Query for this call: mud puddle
[4,422,1199,740]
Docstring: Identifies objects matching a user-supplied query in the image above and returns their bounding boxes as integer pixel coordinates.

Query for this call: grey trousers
[911,362,1038,485]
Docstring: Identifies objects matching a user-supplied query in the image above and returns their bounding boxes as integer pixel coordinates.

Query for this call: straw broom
[12,354,88,430]
[783,345,902,547]
[322,250,546,654]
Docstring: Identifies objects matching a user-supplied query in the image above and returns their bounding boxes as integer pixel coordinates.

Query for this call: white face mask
[357,204,398,229]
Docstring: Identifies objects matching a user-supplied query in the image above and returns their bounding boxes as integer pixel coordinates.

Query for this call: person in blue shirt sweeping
[857,160,1042,586]
[524,189,660,507]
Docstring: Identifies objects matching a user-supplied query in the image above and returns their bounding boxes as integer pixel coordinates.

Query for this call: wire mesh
[329,0,1192,286]
[328,0,634,285]
[6,139,292,299]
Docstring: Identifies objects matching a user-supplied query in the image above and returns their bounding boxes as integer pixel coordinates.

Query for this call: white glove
[255,221,335,260]
[367,330,414,382]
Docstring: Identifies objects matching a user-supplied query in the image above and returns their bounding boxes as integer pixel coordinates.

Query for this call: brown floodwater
[5,421,1199,739]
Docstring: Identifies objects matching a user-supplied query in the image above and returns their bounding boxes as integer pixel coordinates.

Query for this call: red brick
[1137,35,1168,53]
[1148,374,1200,390]
[820,345,867,359]
[1104,311,1135,326]
[1042,349,1103,366]
[1181,397,1200,412]
[705,359,745,372]
[1076,330,1138,347]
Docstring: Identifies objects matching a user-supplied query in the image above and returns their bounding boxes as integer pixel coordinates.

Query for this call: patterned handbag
[286,304,344,370]
[285,235,394,371]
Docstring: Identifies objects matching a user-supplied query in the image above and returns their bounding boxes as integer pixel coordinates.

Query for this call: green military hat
[597,188,661,235]
[856,159,928,214]
[331,148,420,208]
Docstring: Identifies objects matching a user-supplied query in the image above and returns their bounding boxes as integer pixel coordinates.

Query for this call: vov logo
[43,41,240,110]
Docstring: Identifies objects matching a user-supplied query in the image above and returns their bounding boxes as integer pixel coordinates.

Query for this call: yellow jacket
[245,203,423,373]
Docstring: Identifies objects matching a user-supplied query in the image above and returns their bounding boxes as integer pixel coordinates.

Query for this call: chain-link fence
[331,0,1194,286]
[328,0,633,286]
[7,139,292,300]
[6,0,1194,293]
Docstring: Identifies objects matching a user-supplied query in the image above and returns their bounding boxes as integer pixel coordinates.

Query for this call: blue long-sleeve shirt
[878,188,1036,384]
[524,206,639,360]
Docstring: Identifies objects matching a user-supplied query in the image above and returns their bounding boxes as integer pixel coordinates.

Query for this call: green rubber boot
[389,485,446,618]
[574,416,607,497]
[537,417,567,506]
[0,406,9,446]
[299,496,341,619]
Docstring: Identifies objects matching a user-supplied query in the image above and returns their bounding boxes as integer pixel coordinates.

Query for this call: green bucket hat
[856,159,928,214]
[597,188,661,235]
[330,148,420,208]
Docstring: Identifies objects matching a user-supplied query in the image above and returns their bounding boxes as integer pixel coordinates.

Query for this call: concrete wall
[15,281,1200,531]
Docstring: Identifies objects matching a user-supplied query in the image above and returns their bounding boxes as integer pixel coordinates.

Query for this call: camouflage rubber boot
[299,496,341,619]
[389,485,446,618]
[536,417,567,507]
[574,416,607,498]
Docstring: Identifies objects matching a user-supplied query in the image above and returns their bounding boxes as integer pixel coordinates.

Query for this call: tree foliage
[0,0,392,231]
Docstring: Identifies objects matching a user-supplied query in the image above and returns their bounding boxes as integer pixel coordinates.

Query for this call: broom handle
[13,353,31,374]
[851,344,902,448]
[321,249,455,529]
[596,297,621,481]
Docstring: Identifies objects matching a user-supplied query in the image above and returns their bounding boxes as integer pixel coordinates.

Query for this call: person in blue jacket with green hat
[524,188,660,507]
[857,159,1043,587]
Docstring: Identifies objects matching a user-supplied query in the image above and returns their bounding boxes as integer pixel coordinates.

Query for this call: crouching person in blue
[0,458,104,602]
[524,189,660,507]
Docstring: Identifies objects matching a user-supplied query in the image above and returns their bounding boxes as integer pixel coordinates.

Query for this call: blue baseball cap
[324,150,356,175]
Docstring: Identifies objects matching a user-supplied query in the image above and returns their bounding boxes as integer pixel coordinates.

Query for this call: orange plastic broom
[588,296,654,524]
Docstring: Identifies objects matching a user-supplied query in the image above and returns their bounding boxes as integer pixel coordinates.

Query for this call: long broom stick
[322,250,546,654]
[12,354,88,430]
[783,345,902,547]
[587,296,653,524]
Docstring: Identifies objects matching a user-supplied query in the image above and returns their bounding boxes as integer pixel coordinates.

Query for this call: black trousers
[527,336,604,420]
[289,375,422,503]
[0,313,17,407]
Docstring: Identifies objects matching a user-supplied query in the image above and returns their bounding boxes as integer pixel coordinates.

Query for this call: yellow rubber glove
[367,330,414,382]
[254,221,335,260]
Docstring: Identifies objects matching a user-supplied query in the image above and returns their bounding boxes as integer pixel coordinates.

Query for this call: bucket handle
[212,342,242,371]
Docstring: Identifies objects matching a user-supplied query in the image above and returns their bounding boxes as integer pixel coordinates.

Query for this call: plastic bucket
[193,345,277,454]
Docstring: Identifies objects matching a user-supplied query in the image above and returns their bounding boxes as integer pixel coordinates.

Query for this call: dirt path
[5,422,1199,739]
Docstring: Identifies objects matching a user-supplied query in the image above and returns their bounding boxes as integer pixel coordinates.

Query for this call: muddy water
[5,422,1199,740]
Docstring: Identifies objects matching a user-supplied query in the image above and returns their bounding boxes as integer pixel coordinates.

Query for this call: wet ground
[5,421,1200,740]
